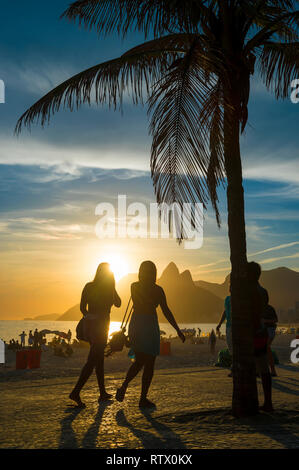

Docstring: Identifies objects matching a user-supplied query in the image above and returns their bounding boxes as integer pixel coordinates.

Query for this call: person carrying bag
[105,297,133,357]
[69,263,121,407]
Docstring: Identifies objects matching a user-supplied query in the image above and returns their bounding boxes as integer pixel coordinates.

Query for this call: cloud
[250,242,299,257]
[3,60,77,96]
[260,252,299,265]
[0,217,94,241]
[0,136,150,173]
[243,154,299,184]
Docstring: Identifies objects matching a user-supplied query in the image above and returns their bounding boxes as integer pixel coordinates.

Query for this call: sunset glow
[101,253,130,282]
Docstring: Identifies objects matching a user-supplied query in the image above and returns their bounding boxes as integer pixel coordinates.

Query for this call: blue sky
[0,1,298,317]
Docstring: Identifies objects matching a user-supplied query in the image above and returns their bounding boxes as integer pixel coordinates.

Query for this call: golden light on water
[108,321,123,337]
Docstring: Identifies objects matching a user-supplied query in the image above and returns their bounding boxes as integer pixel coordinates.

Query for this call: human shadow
[271,379,299,397]
[140,408,186,449]
[81,401,113,449]
[59,406,85,449]
[252,411,299,448]
[277,364,299,373]
[115,409,166,449]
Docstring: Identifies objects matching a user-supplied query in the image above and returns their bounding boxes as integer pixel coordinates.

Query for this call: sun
[101,254,129,282]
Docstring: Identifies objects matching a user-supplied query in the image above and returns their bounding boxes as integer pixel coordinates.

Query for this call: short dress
[128,282,162,357]
[81,281,115,345]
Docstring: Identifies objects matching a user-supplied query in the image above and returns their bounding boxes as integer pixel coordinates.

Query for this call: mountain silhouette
[57,264,299,323]
[196,266,299,311]
[23,313,61,321]
[57,263,223,323]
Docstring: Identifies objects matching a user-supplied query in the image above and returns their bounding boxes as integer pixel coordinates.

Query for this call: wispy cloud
[0,136,150,173]
[0,217,94,241]
[260,252,299,264]
[3,60,76,96]
[250,242,299,257]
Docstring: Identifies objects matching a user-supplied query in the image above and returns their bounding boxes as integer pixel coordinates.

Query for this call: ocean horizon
[0,320,224,343]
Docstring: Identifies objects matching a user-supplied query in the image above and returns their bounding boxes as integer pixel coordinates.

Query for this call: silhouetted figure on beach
[248,261,273,412]
[19,331,27,348]
[209,329,216,355]
[33,329,39,348]
[115,261,185,409]
[28,330,34,347]
[67,329,72,343]
[69,263,121,407]
[217,283,233,376]
[263,304,278,377]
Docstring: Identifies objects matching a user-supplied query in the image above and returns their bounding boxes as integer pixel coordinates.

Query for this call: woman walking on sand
[69,263,121,407]
[115,261,185,409]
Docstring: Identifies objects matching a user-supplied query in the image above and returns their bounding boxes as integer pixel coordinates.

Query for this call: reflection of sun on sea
[108,321,123,337]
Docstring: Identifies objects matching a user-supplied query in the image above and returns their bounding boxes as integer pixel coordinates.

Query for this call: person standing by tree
[248,262,273,412]
[217,283,232,376]
[262,305,279,377]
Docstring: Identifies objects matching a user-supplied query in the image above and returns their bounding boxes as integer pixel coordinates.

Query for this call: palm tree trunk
[224,108,259,417]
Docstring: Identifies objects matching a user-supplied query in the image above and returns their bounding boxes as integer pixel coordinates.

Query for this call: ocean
[0,320,224,344]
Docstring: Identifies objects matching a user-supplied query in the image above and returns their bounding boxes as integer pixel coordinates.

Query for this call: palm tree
[16,0,299,417]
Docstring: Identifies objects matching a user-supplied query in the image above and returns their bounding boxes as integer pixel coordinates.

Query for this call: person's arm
[159,288,185,343]
[216,311,226,331]
[113,289,121,308]
[80,285,88,316]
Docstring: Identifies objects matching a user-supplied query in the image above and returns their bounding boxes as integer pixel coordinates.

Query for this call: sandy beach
[1,333,298,449]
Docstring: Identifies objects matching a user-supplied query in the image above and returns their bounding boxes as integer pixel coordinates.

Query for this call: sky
[0,1,298,319]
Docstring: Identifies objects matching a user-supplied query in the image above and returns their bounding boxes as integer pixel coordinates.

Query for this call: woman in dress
[69,262,121,407]
[116,261,185,408]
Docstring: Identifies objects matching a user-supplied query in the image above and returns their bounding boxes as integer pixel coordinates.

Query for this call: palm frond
[15,35,191,133]
[149,40,225,236]
[61,0,211,38]
[258,41,299,97]
[245,9,299,52]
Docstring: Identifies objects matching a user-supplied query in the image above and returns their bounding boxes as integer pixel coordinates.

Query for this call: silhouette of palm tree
[16,1,299,417]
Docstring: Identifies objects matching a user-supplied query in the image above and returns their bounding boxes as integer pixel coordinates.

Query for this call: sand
[1,333,298,449]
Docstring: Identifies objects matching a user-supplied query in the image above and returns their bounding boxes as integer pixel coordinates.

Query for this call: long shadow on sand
[253,410,299,448]
[59,407,85,449]
[140,409,186,449]
[271,379,299,396]
[81,401,113,448]
[59,401,113,449]
[116,409,181,449]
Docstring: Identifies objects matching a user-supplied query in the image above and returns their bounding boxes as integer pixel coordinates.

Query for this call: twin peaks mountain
[57,263,299,324]
[58,262,224,323]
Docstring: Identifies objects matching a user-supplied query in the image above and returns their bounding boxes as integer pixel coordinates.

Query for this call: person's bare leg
[95,347,112,401]
[116,353,144,402]
[139,355,156,408]
[69,343,97,406]
[267,340,277,376]
[259,354,274,412]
